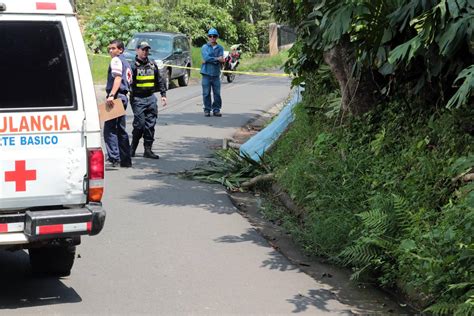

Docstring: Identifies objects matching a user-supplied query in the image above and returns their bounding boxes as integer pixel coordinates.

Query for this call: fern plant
[337,194,411,285]
[425,282,474,315]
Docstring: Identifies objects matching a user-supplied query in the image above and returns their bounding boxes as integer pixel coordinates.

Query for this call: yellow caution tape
[163,64,291,78]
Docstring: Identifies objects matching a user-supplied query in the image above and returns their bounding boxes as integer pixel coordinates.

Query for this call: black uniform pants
[131,94,158,147]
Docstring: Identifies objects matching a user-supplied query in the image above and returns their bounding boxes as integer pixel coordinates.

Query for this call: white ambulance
[0,0,105,276]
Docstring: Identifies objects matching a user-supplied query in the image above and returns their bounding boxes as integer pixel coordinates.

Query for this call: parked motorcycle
[221,44,241,83]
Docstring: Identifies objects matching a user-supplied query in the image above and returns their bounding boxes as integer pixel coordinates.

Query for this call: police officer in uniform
[104,39,133,167]
[130,41,167,159]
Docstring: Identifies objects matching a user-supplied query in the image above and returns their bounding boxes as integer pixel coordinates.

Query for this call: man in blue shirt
[200,28,224,117]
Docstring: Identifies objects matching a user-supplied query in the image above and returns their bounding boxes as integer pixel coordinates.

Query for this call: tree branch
[241,173,274,188]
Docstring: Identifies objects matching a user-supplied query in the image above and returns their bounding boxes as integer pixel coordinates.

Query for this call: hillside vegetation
[77,0,273,54]
[267,1,474,314]
[268,73,473,314]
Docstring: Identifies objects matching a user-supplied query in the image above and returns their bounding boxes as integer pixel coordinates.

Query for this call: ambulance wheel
[29,245,76,277]
[178,69,190,86]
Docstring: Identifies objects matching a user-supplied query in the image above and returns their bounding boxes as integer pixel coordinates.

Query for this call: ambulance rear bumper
[0,203,105,246]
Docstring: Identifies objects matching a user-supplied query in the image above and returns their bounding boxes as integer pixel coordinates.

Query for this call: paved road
[0,75,402,315]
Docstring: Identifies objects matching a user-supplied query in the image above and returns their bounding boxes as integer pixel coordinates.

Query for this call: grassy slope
[88,54,110,84]
[267,86,474,311]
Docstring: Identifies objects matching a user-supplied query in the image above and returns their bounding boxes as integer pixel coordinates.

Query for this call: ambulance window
[0,21,75,110]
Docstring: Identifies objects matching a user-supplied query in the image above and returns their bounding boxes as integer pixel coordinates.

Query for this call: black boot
[130,135,140,157]
[144,146,159,159]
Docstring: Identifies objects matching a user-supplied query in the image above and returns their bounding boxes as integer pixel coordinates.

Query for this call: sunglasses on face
[208,35,217,38]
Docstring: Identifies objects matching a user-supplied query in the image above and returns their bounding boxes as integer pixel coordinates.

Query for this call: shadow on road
[215,229,301,273]
[214,228,270,249]
[157,111,260,128]
[213,229,355,314]
[128,174,235,215]
[129,136,220,173]
[212,222,411,314]
[0,250,82,310]
[287,289,355,314]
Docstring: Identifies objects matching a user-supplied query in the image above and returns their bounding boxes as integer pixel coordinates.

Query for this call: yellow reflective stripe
[137,75,155,80]
[137,83,154,87]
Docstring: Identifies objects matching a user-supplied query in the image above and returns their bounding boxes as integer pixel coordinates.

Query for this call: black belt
[106,90,128,96]
[131,92,154,98]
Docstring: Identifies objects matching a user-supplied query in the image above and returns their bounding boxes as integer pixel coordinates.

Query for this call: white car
[0,0,105,276]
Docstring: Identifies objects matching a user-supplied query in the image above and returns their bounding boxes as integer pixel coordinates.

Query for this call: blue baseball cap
[207,28,219,37]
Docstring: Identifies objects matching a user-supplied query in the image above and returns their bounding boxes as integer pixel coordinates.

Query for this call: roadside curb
[228,92,289,145]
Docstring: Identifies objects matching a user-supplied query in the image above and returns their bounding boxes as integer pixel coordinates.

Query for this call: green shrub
[84,4,237,53]
[268,76,474,312]
[173,3,237,47]
[255,20,270,53]
[235,21,258,54]
[84,5,171,53]
[400,156,474,314]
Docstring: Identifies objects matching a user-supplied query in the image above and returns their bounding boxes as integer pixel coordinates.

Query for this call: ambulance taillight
[36,2,57,10]
[88,148,104,202]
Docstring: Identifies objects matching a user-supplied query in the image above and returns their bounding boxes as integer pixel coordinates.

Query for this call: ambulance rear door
[0,13,88,210]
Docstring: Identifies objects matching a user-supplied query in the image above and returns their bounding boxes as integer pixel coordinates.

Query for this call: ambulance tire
[29,245,76,277]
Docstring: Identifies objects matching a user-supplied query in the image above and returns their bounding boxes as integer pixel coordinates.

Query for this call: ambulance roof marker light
[36,2,57,10]
[0,3,6,11]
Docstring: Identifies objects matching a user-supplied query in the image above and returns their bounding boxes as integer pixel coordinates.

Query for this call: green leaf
[321,4,355,47]
[424,302,456,315]
[399,239,417,251]
[447,282,474,292]
[437,16,469,56]
[450,154,474,175]
[446,64,474,108]
[378,61,395,75]
[388,35,422,66]
[447,0,461,18]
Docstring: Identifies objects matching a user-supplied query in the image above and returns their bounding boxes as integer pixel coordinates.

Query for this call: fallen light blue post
[240,86,304,162]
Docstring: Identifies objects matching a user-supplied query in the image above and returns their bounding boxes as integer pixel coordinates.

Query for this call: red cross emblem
[126,68,133,84]
[5,160,37,192]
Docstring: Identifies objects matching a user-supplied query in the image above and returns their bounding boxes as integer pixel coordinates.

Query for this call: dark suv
[124,32,192,89]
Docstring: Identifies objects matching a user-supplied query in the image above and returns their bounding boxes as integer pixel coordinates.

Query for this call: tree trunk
[323,35,376,116]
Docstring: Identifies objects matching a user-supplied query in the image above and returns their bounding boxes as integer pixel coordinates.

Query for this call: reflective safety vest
[132,57,157,96]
